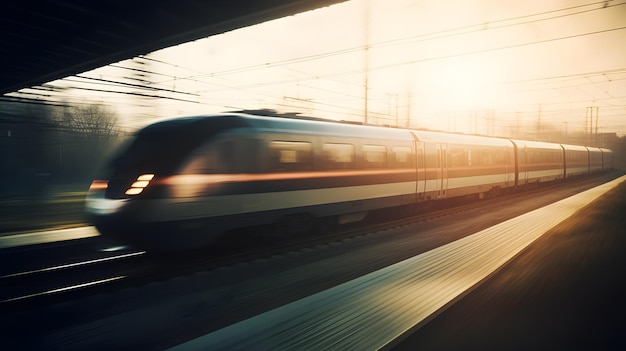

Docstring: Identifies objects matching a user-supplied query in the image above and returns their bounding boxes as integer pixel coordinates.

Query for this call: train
[85,111,614,251]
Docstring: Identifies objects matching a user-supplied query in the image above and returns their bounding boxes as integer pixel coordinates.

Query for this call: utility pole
[594,106,600,146]
[536,104,542,140]
[586,106,598,145]
[449,112,456,132]
[471,111,478,134]
[585,107,588,138]
[406,92,412,128]
[363,0,370,125]
[487,110,494,136]
[395,94,399,127]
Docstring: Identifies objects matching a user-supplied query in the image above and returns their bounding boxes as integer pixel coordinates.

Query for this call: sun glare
[433,59,499,109]
[10,0,624,135]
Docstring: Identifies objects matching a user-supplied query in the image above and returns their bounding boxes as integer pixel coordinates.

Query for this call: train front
[85,116,243,251]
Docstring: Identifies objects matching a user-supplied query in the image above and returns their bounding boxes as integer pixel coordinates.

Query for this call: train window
[494,150,505,165]
[549,151,559,163]
[183,140,232,174]
[450,147,466,167]
[568,151,585,163]
[468,149,480,166]
[481,149,493,166]
[363,145,387,168]
[392,146,413,168]
[425,147,437,169]
[323,143,355,169]
[417,149,424,168]
[269,141,313,171]
[184,154,210,174]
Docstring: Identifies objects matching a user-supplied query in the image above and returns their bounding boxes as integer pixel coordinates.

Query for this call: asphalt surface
[392,177,626,350]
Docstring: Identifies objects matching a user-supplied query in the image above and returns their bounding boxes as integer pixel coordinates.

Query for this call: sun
[425,56,507,111]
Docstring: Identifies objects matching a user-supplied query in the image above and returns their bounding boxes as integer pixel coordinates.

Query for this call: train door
[516,144,527,187]
[423,142,438,200]
[416,141,425,197]
[504,146,513,187]
[436,143,448,198]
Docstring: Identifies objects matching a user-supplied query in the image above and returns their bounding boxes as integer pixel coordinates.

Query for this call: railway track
[0,171,622,350]
[1,172,620,315]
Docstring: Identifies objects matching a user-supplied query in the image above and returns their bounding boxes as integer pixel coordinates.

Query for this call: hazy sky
[12,0,626,136]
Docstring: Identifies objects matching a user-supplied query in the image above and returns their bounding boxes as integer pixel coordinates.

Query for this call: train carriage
[413,131,515,200]
[587,147,603,174]
[511,140,564,186]
[600,148,614,170]
[87,114,419,250]
[86,112,614,251]
[562,144,589,178]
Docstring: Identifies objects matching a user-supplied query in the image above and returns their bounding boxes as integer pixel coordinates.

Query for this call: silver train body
[85,113,614,251]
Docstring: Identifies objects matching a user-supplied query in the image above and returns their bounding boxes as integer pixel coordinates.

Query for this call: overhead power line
[152,1,626,83]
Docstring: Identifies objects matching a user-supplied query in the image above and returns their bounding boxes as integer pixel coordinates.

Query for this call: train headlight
[88,180,108,191]
[125,174,154,196]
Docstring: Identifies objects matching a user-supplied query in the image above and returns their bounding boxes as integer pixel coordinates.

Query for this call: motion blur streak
[169,176,626,351]
[160,168,414,186]
[0,227,100,249]
[85,113,613,251]
[88,180,109,191]
[2,276,125,303]
[1,251,145,279]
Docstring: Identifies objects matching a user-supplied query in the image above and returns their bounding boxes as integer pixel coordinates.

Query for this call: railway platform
[170,177,626,350]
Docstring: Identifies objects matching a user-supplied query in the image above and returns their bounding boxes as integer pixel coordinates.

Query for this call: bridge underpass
[0,0,347,95]
[0,0,347,203]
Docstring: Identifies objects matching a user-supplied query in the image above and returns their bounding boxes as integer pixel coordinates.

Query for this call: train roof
[235,113,415,140]
[560,143,588,152]
[140,113,609,155]
[413,130,513,147]
[147,113,416,141]
[586,146,602,152]
[143,113,525,147]
[510,139,563,150]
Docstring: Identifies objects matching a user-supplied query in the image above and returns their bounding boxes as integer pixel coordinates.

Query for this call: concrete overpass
[0,0,346,95]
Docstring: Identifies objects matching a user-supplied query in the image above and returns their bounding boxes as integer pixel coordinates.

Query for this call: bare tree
[56,104,120,137]
[51,104,124,182]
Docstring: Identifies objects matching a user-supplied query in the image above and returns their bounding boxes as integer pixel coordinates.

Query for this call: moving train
[85,111,614,251]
